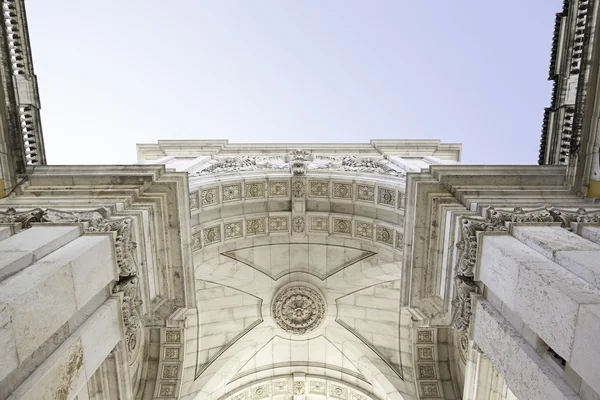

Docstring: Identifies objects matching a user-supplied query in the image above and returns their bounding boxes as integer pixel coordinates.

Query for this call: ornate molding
[455,217,506,278]
[0,207,142,362]
[451,277,479,332]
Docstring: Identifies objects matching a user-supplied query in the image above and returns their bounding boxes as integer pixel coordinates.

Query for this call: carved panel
[292,179,305,197]
[189,192,199,210]
[162,364,179,379]
[310,216,329,232]
[377,187,396,207]
[246,218,266,235]
[309,381,326,394]
[292,216,305,233]
[269,216,289,232]
[329,384,348,400]
[201,187,219,206]
[192,230,202,251]
[355,221,373,239]
[376,226,393,246]
[395,231,404,250]
[310,181,330,197]
[203,225,222,246]
[356,185,375,202]
[351,393,366,400]
[333,182,352,199]
[269,181,289,197]
[224,221,243,240]
[417,330,434,344]
[245,182,265,199]
[420,382,440,397]
[252,384,269,400]
[159,383,176,396]
[293,381,305,395]
[165,330,181,344]
[418,364,437,379]
[417,347,434,361]
[272,380,290,394]
[333,218,352,235]
[222,183,242,202]
[164,347,180,361]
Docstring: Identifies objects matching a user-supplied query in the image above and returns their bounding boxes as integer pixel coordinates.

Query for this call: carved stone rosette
[0,207,142,362]
[272,284,326,335]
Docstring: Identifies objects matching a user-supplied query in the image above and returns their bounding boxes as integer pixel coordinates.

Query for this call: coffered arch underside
[179,172,432,400]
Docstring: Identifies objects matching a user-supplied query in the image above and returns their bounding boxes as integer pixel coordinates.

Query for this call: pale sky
[26,1,561,165]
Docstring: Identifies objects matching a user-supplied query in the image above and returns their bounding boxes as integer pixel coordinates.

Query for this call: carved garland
[451,206,600,332]
[0,207,142,363]
[190,151,406,177]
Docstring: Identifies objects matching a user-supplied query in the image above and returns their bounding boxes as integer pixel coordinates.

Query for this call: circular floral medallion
[272,284,326,334]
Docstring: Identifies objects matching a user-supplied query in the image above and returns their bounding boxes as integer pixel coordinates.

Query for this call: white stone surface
[479,234,600,370]
[471,296,580,400]
[511,224,600,289]
[0,234,117,382]
[0,225,82,281]
[7,298,122,400]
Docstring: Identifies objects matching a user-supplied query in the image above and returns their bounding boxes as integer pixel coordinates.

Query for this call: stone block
[471,296,579,400]
[0,225,82,281]
[570,303,600,394]
[555,250,600,289]
[511,225,600,260]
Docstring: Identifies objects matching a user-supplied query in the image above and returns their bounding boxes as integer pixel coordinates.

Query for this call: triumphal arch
[2,0,600,399]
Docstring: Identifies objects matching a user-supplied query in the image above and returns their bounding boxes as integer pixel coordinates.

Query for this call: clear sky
[26,1,561,165]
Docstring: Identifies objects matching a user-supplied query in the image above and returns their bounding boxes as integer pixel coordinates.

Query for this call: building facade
[1,1,600,400]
